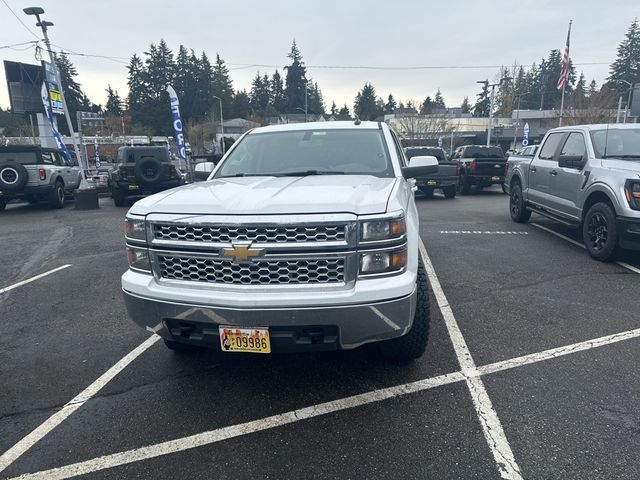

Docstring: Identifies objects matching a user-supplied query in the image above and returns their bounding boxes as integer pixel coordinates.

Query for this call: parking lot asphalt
[1,188,639,479]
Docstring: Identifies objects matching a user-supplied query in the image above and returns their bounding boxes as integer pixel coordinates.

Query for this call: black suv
[110,147,182,206]
[0,145,82,211]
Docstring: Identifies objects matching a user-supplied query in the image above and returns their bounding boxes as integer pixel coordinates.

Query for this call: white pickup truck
[505,123,640,261]
[121,121,438,360]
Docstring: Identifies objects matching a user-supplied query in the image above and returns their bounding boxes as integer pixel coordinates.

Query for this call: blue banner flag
[94,138,101,169]
[40,82,72,162]
[167,85,187,164]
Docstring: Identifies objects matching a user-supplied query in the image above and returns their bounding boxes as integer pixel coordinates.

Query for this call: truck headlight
[125,216,147,242]
[360,247,407,276]
[360,217,406,242]
[624,180,640,211]
[126,245,151,272]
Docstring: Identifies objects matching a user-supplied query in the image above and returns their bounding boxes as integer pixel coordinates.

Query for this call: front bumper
[122,287,417,352]
[617,216,640,251]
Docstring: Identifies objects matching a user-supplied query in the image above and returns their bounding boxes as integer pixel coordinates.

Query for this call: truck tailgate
[473,158,506,176]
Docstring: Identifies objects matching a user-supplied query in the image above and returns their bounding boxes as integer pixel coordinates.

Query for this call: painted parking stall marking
[531,222,640,275]
[9,322,640,479]
[0,264,72,296]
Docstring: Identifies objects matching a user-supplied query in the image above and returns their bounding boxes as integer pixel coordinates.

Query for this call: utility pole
[23,7,88,188]
[213,95,225,154]
[304,80,308,123]
[478,77,510,146]
[619,80,634,123]
[616,95,623,123]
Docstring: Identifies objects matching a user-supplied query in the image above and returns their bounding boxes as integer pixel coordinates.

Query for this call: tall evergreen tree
[460,96,471,114]
[284,41,308,113]
[196,52,214,121]
[330,101,338,115]
[54,52,92,131]
[587,79,598,98]
[420,96,434,115]
[105,85,123,116]
[572,72,587,106]
[212,54,235,119]
[338,104,350,117]
[473,81,490,117]
[126,53,147,125]
[354,83,381,120]
[233,90,251,119]
[271,70,286,114]
[250,72,272,117]
[608,18,640,96]
[307,81,325,115]
[433,89,446,109]
[141,40,175,134]
[384,94,397,113]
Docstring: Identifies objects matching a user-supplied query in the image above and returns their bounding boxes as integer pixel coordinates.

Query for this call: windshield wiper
[216,173,276,178]
[278,170,345,177]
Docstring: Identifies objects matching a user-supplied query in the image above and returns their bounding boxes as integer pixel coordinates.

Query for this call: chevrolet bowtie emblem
[222,244,265,263]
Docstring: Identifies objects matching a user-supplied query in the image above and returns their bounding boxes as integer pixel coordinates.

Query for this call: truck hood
[130,175,397,216]
[601,158,640,176]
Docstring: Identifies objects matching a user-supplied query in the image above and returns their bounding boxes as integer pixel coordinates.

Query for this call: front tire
[48,181,65,209]
[380,260,430,361]
[583,202,618,262]
[509,183,531,223]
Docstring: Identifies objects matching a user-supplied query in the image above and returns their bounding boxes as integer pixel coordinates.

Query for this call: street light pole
[24,7,88,187]
[477,76,510,147]
[213,95,225,154]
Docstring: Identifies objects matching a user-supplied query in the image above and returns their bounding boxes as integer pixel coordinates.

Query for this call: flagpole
[559,86,566,127]
[558,20,572,127]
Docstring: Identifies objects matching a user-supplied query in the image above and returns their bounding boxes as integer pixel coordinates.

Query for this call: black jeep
[110,147,182,206]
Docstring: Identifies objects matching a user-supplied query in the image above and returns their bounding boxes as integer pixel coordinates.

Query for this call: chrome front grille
[157,255,345,285]
[153,224,346,244]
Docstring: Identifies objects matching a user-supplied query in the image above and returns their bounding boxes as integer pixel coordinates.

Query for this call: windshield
[0,151,39,164]
[591,128,640,159]
[215,129,394,178]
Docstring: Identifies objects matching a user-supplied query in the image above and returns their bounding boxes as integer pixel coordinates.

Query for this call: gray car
[505,123,640,261]
[0,145,82,210]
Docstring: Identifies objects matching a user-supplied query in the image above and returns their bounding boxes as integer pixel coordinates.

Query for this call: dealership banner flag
[167,85,187,165]
[40,82,72,162]
[94,138,101,169]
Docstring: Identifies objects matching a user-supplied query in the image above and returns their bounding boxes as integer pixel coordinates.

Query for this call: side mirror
[558,154,585,169]
[194,162,215,180]
[402,155,439,179]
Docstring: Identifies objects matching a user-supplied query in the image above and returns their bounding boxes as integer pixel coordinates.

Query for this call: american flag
[557,21,572,91]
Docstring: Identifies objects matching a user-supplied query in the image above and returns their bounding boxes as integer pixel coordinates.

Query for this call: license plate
[128,184,139,190]
[219,327,271,353]
[491,176,501,182]
[427,180,437,186]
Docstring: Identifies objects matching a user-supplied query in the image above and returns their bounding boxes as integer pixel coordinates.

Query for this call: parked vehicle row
[506,123,640,261]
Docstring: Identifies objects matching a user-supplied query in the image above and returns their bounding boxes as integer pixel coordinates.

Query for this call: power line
[1,0,40,40]
[0,40,38,50]
[228,62,610,71]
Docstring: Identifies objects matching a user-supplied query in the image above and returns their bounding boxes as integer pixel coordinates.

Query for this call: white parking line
[0,265,72,295]
[7,371,467,480]
[419,241,523,480]
[440,231,528,235]
[11,326,640,480]
[530,222,640,274]
[0,335,160,473]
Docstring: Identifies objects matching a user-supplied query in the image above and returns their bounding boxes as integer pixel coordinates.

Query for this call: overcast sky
[1,0,638,113]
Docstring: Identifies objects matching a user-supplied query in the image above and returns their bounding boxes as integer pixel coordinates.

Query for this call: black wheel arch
[582,190,617,221]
